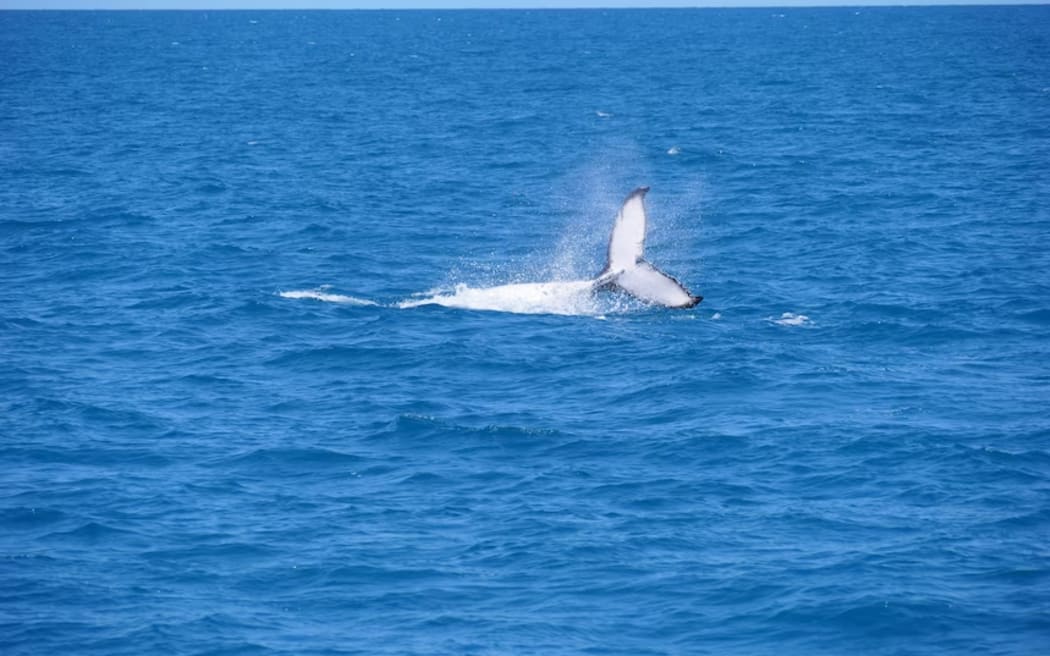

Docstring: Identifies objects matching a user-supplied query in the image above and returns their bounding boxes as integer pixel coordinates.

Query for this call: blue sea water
[2,6,1050,655]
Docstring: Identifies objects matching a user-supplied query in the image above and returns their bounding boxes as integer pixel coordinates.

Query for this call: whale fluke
[595,187,701,309]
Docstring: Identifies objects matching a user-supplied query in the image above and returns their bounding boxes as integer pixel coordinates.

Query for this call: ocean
[2,6,1048,655]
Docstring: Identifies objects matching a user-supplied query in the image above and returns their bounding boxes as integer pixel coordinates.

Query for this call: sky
[2,0,1046,8]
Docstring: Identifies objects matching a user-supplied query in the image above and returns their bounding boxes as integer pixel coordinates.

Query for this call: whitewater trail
[280,281,619,317]
[398,281,604,316]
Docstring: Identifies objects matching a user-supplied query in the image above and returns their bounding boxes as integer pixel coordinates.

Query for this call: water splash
[398,280,606,316]
[770,312,812,327]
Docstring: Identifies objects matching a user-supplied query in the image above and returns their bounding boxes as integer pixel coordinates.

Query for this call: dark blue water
[3,7,1049,655]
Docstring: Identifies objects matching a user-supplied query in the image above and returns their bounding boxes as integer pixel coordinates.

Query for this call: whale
[592,187,702,308]
[396,186,701,315]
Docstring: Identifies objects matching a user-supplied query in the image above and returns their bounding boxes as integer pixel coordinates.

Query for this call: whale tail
[595,187,702,308]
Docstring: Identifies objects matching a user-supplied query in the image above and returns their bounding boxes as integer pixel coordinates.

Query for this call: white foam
[770,312,811,327]
[398,280,604,316]
[279,289,376,306]
[667,146,682,156]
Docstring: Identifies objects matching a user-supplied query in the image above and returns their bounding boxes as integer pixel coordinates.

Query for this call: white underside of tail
[614,261,698,308]
[606,188,648,273]
[597,187,701,309]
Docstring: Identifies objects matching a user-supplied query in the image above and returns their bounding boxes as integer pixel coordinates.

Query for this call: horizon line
[3,2,1049,9]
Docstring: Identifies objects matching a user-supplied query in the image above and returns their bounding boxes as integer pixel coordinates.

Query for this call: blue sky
[2,0,1046,8]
